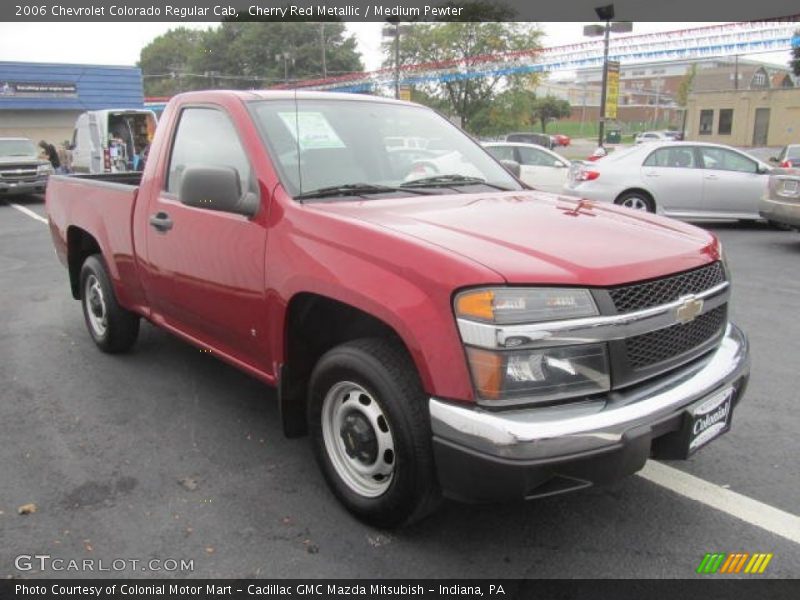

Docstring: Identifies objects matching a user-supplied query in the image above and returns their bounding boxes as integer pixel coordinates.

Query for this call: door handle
[704,174,719,180]
[643,171,659,177]
[149,211,173,232]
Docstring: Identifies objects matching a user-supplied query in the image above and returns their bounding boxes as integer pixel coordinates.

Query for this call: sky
[0,21,791,74]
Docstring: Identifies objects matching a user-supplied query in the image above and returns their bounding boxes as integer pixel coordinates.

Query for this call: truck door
[144,106,268,368]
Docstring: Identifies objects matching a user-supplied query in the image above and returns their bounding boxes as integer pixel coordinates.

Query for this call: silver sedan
[563,142,772,220]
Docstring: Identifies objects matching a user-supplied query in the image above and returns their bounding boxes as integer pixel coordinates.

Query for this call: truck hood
[0,156,46,166]
[311,191,720,286]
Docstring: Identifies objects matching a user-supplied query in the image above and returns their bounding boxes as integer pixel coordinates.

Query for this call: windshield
[250,98,522,199]
[0,139,37,158]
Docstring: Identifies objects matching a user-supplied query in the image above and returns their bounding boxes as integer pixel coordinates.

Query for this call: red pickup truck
[46,91,750,527]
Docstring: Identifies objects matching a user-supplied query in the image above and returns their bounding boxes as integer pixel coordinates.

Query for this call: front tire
[308,338,441,527]
[80,255,140,353]
[615,190,655,213]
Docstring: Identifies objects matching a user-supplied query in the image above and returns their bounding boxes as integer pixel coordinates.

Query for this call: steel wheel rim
[321,381,395,498]
[622,196,649,211]
[85,274,108,337]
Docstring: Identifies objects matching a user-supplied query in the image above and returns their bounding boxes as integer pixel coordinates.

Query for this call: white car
[563,141,772,220]
[483,142,570,194]
[635,131,671,144]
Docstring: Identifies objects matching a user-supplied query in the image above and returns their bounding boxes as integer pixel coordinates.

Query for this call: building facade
[685,88,800,146]
[0,62,144,145]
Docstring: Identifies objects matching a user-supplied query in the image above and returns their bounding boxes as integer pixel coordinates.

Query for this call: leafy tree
[139,22,362,95]
[385,16,542,133]
[791,29,800,77]
[676,64,697,107]
[139,27,209,96]
[530,96,571,132]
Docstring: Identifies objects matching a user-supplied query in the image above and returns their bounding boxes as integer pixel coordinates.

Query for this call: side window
[486,145,516,162]
[644,147,696,168]
[166,108,250,195]
[699,110,714,135]
[700,147,757,173]
[517,146,550,166]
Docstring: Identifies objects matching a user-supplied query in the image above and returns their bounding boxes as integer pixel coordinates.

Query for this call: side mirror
[769,157,779,163]
[554,160,567,168]
[499,159,521,178]
[756,164,770,175]
[179,166,259,217]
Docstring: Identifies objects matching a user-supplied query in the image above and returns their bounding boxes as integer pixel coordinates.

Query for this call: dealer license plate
[781,179,798,194]
[687,387,734,454]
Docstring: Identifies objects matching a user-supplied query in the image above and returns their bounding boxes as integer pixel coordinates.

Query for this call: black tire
[615,190,655,213]
[79,254,140,353]
[307,338,441,527]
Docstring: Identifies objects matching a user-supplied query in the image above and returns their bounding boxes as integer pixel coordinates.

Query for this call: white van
[71,109,157,174]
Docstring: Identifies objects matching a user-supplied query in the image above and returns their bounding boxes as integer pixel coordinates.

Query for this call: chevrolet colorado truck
[46,91,750,527]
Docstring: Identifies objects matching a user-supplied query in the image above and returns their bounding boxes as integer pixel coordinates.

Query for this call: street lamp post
[383,20,410,99]
[584,5,632,148]
[275,52,294,85]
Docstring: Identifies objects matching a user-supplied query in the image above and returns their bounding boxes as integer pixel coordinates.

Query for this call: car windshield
[0,139,37,158]
[786,148,800,161]
[249,98,522,200]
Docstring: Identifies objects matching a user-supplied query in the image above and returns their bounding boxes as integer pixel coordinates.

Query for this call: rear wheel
[615,190,655,213]
[308,338,441,527]
[80,255,140,353]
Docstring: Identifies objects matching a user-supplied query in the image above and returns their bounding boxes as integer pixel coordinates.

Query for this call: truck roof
[170,89,421,108]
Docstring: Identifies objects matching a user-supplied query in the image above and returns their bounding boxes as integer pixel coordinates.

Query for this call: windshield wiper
[295,183,435,201]
[401,174,512,191]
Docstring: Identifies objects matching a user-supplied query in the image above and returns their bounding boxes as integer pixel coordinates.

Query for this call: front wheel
[615,190,655,213]
[80,255,140,353]
[307,338,441,527]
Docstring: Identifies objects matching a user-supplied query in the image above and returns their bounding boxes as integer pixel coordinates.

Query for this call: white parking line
[9,202,48,225]
[639,460,800,545]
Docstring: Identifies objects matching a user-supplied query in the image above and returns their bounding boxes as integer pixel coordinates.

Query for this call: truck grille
[0,164,39,182]
[625,306,727,370]
[609,262,725,313]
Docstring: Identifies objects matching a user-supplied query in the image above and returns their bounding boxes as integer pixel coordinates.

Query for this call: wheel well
[67,227,101,299]
[279,293,406,438]
[615,188,655,206]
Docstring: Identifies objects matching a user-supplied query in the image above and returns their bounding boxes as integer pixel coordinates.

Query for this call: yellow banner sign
[604,61,620,120]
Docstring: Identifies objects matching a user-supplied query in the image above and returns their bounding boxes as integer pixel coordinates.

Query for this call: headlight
[465,344,610,404]
[455,287,598,325]
[37,163,53,175]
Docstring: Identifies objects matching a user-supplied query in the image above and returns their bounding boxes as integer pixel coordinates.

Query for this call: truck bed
[45,172,145,310]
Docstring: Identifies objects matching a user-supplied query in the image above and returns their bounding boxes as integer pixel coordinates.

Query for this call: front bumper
[430,323,749,502]
[0,176,48,196]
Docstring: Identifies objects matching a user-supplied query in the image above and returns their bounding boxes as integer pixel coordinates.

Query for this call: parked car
[663,130,684,141]
[0,137,53,197]
[564,142,772,220]
[635,131,671,144]
[46,91,749,527]
[551,134,571,147]
[71,109,158,174]
[760,167,800,230]
[484,142,570,193]
[769,144,800,168]
[504,132,555,149]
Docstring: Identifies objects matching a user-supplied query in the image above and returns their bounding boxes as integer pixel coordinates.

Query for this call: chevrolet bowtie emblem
[676,296,704,324]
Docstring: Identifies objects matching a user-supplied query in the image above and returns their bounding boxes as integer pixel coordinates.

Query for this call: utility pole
[320,23,327,78]
[584,6,632,148]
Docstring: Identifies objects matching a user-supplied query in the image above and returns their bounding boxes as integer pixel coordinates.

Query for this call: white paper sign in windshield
[278,112,345,150]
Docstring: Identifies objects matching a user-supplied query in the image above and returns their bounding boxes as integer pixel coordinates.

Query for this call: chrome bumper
[430,322,749,461]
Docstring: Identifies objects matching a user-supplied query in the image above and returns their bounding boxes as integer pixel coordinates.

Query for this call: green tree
[386,19,542,133]
[139,22,362,95]
[791,29,800,77]
[139,27,209,96]
[676,64,697,107]
[530,96,571,132]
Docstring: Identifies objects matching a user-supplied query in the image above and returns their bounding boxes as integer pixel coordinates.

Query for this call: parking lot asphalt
[1,195,798,579]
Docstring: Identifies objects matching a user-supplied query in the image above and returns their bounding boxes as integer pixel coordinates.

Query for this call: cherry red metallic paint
[46,91,722,404]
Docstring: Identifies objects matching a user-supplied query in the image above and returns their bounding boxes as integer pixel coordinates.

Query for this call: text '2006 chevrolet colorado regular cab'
[46,91,750,527]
